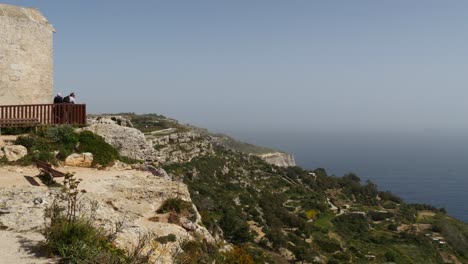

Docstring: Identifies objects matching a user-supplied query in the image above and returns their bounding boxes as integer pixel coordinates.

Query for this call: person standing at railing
[53,93,63,104]
[53,93,63,124]
[69,93,76,104]
[62,92,76,124]
[63,92,76,104]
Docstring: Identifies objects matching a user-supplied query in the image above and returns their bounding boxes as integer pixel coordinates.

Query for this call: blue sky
[4,0,468,135]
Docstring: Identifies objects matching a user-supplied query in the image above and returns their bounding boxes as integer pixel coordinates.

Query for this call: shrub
[433,216,468,256]
[44,125,78,146]
[157,198,193,214]
[332,252,351,261]
[44,174,126,263]
[368,211,394,221]
[315,237,341,253]
[223,246,255,264]
[77,131,119,166]
[385,251,397,261]
[43,173,156,263]
[388,223,398,231]
[44,217,121,261]
[0,127,33,135]
[168,212,180,224]
[16,149,57,166]
[305,209,318,220]
[15,127,120,167]
[155,234,177,244]
[219,208,253,244]
[379,191,403,204]
[14,136,36,150]
[119,155,142,164]
[333,214,369,238]
[172,237,223,264]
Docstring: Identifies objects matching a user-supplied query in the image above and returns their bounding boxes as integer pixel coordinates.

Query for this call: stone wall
[0,4,54,105]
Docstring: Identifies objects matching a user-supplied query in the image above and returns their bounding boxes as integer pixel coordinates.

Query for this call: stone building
[0,3,54,105]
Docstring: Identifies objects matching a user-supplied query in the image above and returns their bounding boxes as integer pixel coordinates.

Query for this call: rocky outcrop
[83,115,293,168]
[87,116,133,127]
[83,115,213,165]
[2,145,27,161]
[256,152,296,167]
[0,167,214,263]
[147,131,214,165]
[65,153,93,167]
[81,122,155,161]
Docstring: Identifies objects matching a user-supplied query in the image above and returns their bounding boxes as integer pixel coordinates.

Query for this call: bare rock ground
[0,231,54,264]
[0,165,213,263]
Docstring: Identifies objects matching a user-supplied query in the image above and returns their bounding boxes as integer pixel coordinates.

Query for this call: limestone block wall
[0,4,54,105]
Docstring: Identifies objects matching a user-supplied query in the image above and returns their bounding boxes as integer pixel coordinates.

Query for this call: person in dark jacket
[53,93,63,124]
[53,93,63,104]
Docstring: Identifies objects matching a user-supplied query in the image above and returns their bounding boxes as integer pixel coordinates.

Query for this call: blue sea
[233,130,468,222]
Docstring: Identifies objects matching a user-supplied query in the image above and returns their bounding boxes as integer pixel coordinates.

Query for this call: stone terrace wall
[0,4,54,105]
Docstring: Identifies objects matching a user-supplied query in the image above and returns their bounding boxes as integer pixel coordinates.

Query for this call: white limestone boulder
[65,152,94,167]
[81,124,155,161]
[3,145,27,161]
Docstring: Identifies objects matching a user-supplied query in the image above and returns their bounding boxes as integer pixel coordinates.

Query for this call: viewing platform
[0,104,87,127]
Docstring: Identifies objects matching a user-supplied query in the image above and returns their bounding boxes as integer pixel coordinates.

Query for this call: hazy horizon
[2,0,468,136]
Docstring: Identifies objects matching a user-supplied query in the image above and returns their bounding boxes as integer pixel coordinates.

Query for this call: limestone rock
[0,188,50,231]
[132,164,171,180]
[83,115,214,166]
[148,131,214,165]
[87,116,133,127]
[278,247,296,261]
[0,167,214,263]
[111,160,133,170]
[3,145,27,161]
[256,152,296,167]
[65,153,94,167]
[180,217,196,231]
[81,124,155,161]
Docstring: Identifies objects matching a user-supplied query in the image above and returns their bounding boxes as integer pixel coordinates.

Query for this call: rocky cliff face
[85,116,215,165]
[209,133,297,167]
[83,116,156,161]
[86,115,296,168]
[256,152,296,167]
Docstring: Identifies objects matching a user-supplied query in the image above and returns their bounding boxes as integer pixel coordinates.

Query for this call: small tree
[60,173,86,223]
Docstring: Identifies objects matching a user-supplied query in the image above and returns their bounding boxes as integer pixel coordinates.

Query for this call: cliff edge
[255,152,296,167]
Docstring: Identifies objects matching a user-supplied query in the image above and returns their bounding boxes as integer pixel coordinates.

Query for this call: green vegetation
[433,215,468,257]
[163,147,468,263]
[76,131,119,166]
[157,197,193,214]
[155,234,177,244]
[172,237,224,263]
[211,133,278,154]
[110,113,188,133]
[5,114,467,263]
[13,125,124,166]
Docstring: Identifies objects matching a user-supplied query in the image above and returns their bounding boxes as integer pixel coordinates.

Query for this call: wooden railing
[0,104,87,127]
